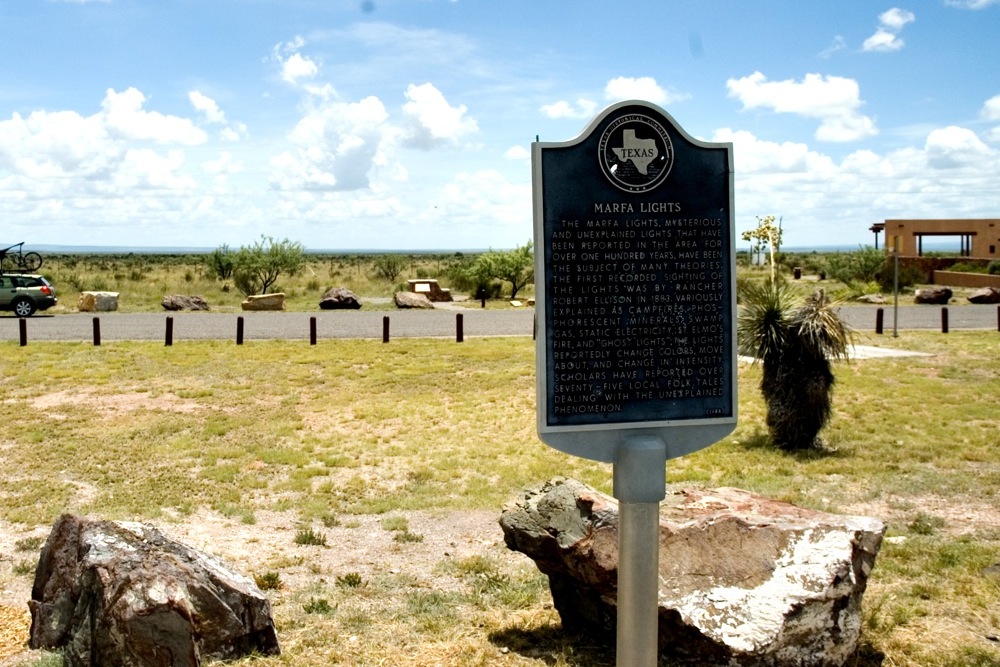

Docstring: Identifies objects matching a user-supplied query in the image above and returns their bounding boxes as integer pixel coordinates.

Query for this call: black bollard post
[310,316,317,345]
[456,313,464,343]
[165,317,174,346]
[236,316,244,345]
[19,318,27,347]
[997,305,999,333]
[875,308,884,335]
[941,307,949,334]
[382,316,390,343]
[93,317,101,346]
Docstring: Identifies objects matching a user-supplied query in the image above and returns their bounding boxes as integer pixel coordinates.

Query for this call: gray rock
[967,287,1000,304]
[29,514,280,666]
[855,294,887,304]
[319,287,362,310]
[162,295,210,311]
[914,286,952,304]
[500,478,886,667]
[393,291,434,309]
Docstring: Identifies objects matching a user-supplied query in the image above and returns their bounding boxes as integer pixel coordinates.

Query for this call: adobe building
[869,219,1000,259]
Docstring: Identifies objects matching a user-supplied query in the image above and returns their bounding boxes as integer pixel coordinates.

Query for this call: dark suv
[0,274,58,316]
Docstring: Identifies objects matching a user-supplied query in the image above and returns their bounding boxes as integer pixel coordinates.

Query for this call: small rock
[394,291,434,309]
[914,286,952,304]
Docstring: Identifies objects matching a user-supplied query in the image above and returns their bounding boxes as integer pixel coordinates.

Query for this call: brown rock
[393,291,434,309]
[914,286,952,304]
[500,478,886,667]
[29,514,280,666]
[240,293,285,311]
[162,295,210,311]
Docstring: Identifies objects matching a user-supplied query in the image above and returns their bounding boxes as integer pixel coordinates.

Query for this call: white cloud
[189,91,226,125]
[863,28,905,52]
[924,125,991,168]
[400,83,478,149]
[604,76,683,105]
[503,145,530,160]
[282,53,319,84]
[726,71,877,142]
[710,125,1000,245]
[103,88,207,145]
[981,94,1000,121]
[879,8,916,30]
[540,99,597,120]
[863,8,915,52]
[270,95,395,192]
[271,37,321,87]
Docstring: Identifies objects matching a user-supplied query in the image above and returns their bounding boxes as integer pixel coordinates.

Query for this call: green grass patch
[2,333,999,666]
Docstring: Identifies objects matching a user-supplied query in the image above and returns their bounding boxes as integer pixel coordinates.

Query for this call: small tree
[372,254,407,282]
[206,244,235,282]
[741,215,783,280]
[483,241,534,300]
[232,236,306,296]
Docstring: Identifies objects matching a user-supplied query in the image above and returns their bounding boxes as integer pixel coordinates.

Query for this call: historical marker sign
[533,101,737,463]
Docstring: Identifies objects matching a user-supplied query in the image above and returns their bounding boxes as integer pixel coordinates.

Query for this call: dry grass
[0,332,997,666]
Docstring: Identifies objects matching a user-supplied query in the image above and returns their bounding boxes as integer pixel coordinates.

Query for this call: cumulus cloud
[103,88,207,145]
[604,76,685,105]
[710,124,1000,244]
[400,83,478,149]
[188,91,247,142]
[189,91,226,124]
[981,94,1000,121]
[271,37,321,86]
[541,77,684,121]
[540,99,597,120]
[863,8,914,52]
[270,96,394,192]
[503,145,530,160]
[726,71,877,142]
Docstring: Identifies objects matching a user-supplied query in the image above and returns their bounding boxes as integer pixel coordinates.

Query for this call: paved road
[1,304,997,343]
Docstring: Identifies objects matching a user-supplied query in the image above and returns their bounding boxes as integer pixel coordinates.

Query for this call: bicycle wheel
[21,252,42,272]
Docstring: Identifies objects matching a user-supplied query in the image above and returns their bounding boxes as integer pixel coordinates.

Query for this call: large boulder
[319,287,362,310]
[393,291,434,309]
[78,291,120,312]
[162,295,210,311]
[29,514,280,666]
[500,478,886,667]
[967,287,1000,304]
[240,293,285,311]
[914,286,952,304]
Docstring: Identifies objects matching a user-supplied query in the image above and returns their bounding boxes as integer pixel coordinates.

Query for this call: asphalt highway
[2,304,998,344]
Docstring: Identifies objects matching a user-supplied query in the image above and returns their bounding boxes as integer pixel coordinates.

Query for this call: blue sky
[1,0,999,251]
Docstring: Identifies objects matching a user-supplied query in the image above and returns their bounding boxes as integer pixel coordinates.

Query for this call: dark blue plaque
[533,101,737,462]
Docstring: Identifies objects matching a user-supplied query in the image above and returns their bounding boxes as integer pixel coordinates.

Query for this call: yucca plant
[738,281,852,451]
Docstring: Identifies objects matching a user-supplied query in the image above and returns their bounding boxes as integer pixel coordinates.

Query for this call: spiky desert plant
[738,282,852,451]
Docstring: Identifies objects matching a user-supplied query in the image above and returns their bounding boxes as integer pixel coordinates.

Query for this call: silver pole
[613,436,667,667]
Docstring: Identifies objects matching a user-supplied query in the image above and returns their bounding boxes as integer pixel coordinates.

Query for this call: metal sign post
[532,101,737,666]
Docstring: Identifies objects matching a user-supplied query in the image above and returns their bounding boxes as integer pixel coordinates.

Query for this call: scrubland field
[0,327,998,666]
